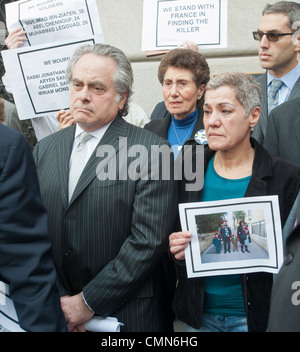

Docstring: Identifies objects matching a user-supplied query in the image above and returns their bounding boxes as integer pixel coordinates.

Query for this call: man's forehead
[74,53,116,69]
[72,54,116,78]
[258,13,292,31]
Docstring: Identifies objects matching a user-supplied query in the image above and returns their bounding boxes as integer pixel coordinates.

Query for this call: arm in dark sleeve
[0,129,67,331]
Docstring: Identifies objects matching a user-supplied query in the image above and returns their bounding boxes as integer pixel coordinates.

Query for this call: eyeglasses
[253,31,294,42]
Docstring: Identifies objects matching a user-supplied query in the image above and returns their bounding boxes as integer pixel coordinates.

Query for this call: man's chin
[259,59,272,70]
[73,112,93,124]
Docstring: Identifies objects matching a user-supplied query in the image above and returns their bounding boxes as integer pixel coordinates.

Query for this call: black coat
[237,225,246,243]
[268,195,300,331]
[264,97,300,166]
[145,108,204,140]
[173,138,300,332]
[0,125,67,332]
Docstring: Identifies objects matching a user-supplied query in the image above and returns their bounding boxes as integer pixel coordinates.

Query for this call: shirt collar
[267,64,300,91]
[74,120,113,141]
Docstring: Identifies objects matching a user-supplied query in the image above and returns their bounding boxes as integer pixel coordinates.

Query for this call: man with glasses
[252,1,300,146]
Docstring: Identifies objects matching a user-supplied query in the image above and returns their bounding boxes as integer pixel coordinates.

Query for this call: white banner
[142,0,227,51]
[2,0,104,119]
[2,37,101,120]
[0,282,25,332]
[5,0,104,46]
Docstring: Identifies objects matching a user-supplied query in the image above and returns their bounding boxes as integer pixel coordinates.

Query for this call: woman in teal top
[169,72,300,332]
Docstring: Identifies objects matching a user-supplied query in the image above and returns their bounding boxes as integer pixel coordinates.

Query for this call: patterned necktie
[68,131,92,202]
[268,79,284,114]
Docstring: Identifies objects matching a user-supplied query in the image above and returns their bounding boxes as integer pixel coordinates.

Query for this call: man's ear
[118,92,128,111]
[293,33,300,51]
[292,21,300,50]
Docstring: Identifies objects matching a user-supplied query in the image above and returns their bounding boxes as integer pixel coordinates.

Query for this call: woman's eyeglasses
[252,31,294,42]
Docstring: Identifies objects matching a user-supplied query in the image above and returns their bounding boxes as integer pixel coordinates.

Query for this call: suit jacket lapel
[68,116,128,205]
[289,75,300,100]
[57,125,76,208]
[259,73,268,138]
[294,109,300,149]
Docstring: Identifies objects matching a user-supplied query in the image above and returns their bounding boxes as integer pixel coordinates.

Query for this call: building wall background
[96,0,278,117]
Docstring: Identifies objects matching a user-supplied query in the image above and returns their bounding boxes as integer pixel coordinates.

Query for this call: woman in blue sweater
[144,48,210,158]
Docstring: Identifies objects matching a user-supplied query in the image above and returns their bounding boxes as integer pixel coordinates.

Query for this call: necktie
[268,79,284,114]
[68,131,92,202]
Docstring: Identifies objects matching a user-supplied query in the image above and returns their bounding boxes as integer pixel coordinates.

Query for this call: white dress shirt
[69,121,112,171]
[267,64,300,105]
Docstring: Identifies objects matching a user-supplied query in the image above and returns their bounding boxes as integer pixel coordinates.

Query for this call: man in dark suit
[0,120,67,331]
[268,192,300,332]
[252,2,300,146]
[264,97,300,166]
[33,44,177,332]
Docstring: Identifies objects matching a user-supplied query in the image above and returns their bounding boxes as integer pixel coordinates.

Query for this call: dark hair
[262,1,300,30]
[158,48,210,109]
[158,48,210,88]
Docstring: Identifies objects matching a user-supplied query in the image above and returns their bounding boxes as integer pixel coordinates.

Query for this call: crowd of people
[1,0,300,333]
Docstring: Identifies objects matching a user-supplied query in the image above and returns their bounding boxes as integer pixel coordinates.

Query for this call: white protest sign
[0,281,6,306]
[3,0,104,119]
[0,282,25,332]
[142,0,227,51]
[5,0,104,46]
[2,38,99,120]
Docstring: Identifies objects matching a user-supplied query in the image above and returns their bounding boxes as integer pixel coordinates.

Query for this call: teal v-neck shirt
[202,155,251,316]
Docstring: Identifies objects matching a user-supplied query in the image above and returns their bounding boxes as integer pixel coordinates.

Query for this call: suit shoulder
[36,127,73,148]
[144,118,166,131]
[0,125,33,170]
[270,97,300,119]
[271,153,300,178]
[255,72,266,84]
[0,123,27,147]
[144,117,170,140]
[127,122,169,145]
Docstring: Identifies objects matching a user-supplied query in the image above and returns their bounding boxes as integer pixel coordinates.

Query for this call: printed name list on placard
[142,0,228,51]
[6,0,104,46]
[2,38,99,119]
[2,0,104,120]
[18,40,96,114]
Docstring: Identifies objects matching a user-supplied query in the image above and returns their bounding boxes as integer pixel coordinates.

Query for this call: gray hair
[262,2,300,30]
[206,72,262,116]
[66,43,133,116]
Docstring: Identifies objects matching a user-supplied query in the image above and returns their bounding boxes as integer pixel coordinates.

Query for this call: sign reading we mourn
[2,0,104,120]
[142,0,227,53]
